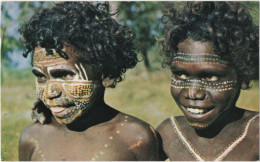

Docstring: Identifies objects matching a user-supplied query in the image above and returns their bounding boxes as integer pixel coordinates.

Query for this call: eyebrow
[48,66,77,74]
[198,69,227,76]
[49,68,75,74]
[171,65,185,72]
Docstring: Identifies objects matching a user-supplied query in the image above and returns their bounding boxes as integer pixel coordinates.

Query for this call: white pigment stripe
[80,63,88,80]
[170,117,204,161]
[170,114,259,161]
[75,64,84,80]
[47,66,52,77]
[215,114,259,161]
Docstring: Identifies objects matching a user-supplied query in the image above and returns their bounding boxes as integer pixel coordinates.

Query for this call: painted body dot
[104,144,108,147]
[124,119,128,122]
[100,151,104,155]
[121,123,124,126]
[92,158,95,161]
[125,116,128,118]
[109,136,113,140]
[116,130,120,134]
[41,154,44,157]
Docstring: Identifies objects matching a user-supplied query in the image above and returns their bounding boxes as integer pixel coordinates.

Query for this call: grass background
[1,62,259,161]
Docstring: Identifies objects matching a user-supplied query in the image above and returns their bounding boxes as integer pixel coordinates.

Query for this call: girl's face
[170,38,240,129]
[32,45,101,124]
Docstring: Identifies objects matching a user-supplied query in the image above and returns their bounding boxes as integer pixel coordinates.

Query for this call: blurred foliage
[241,1,259,25]
[1,2,21,65]
[1,1,258,70]
[1,70,4,85]
[1,2,52,67]
[117,2,163,71]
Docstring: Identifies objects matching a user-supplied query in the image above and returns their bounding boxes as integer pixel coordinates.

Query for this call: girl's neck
[66,100,118,132]
[194,107,245,138]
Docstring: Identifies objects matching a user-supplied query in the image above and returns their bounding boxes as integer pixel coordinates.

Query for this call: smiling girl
[157,2,259,161]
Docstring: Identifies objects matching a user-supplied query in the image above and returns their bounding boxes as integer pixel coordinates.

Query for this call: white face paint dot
[109,136,113,140]
[125,116,128,118]
[116,130,120,134]
[124,119,128,122]
[121,123,124,126]
[104,144,108,147]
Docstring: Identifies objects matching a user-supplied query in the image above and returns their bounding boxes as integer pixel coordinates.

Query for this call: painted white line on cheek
[75,64,84,80]
[80,63,88,81]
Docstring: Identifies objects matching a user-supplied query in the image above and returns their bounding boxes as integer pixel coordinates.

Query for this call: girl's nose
[45,83,62,99]
[187,87,206,100]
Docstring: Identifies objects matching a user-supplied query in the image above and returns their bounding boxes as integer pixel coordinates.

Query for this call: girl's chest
[30,132,135,161]
[167,132,258,161]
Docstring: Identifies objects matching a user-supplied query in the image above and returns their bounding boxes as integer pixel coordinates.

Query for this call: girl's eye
[204,75,218,81]
[32,69,47,83]
[36,74,47,83]
[175,73,189,80]
[51,70,75,80]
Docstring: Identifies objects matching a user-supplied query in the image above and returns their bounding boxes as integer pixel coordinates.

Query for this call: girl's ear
[102,75,115,88]
[241,80,250,90]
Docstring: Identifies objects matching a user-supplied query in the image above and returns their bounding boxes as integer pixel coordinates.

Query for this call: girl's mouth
[50,105,76,118]
[50,107,66,113]
[185,107,214,114]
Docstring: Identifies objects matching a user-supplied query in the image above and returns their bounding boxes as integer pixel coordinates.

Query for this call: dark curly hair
[160,2,259,87]
[19,2,137,88]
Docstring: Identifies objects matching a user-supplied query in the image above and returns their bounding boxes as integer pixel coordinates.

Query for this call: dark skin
[20,112,159,161]
[19,45,161,161]
[156,38,259,161]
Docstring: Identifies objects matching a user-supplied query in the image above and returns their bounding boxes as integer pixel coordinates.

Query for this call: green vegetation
[2,68,35,161]
[118,2,163,71]
[1,2,52,67]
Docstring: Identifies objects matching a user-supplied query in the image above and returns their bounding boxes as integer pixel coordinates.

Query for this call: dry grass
[1,66,259,161]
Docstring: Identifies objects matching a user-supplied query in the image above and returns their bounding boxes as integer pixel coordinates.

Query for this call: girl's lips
[50,107,66,113]
[50,106,77,118]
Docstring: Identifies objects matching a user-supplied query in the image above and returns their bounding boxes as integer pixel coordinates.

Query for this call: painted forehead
[172,53,228,65]
[33,47,67,66]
